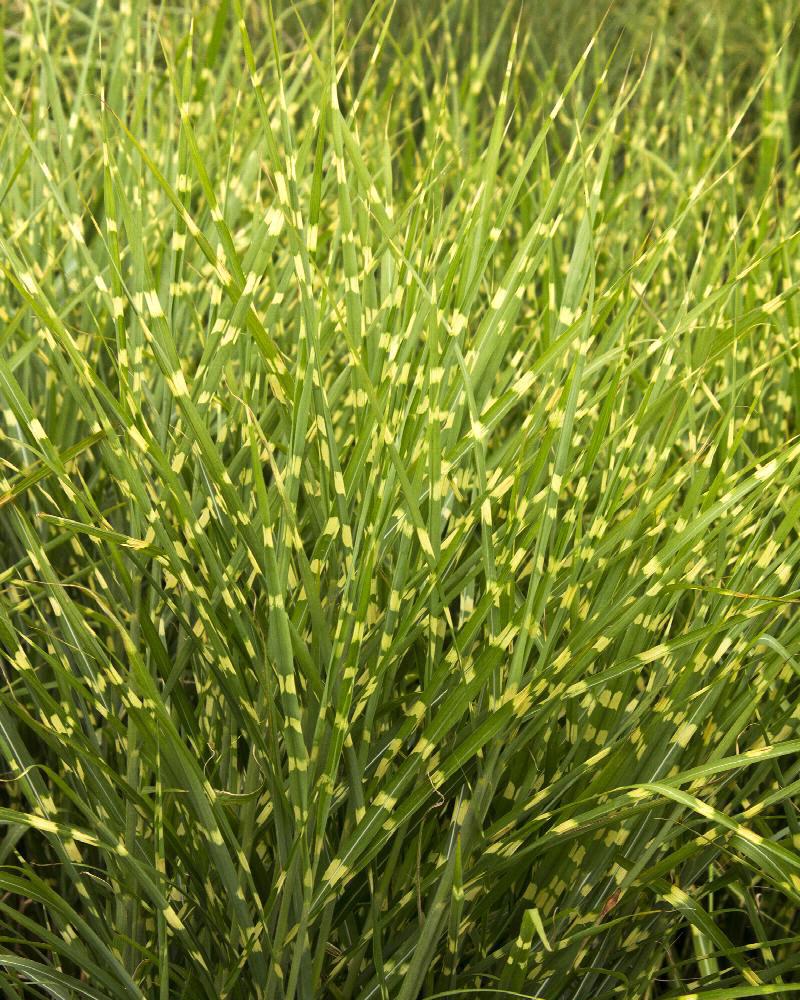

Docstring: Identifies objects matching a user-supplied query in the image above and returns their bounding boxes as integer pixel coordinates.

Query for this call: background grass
[1,1,800,997]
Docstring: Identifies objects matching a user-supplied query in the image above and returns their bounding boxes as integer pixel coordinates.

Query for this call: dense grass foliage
[1,1,800,997]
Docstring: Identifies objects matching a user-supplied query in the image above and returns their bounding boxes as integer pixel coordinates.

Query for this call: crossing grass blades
[1,1,800,997]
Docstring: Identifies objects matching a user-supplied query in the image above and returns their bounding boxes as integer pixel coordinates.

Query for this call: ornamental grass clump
[1,1,799,997]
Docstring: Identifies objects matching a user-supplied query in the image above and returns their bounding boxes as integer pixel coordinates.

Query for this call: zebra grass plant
[1,1,799,997]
